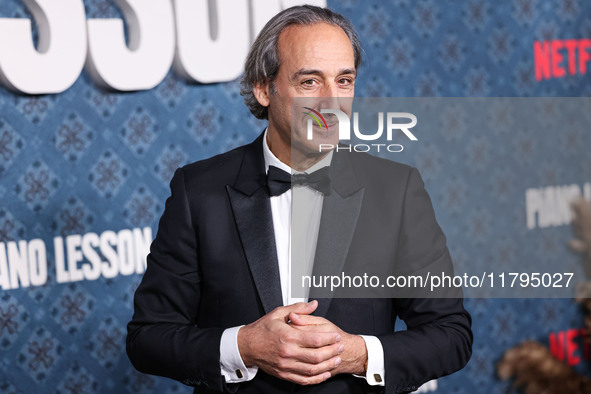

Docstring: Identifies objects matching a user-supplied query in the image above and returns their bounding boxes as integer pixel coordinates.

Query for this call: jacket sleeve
[126,168,230,392]
[379,167,473,394]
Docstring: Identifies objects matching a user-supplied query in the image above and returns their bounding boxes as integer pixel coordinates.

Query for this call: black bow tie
[267,166,331,196]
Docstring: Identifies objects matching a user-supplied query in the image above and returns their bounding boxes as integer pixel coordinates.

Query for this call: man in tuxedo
[127,5,472,394]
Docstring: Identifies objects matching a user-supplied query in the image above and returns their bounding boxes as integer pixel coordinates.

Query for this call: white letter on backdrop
[0,0,87,94]
[172,0,250,83]
[86,0,175,91]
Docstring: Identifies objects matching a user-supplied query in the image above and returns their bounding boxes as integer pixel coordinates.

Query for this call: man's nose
[318,83,340,109]
[322,82,339,97]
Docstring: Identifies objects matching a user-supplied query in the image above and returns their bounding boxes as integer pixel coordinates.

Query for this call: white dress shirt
[219,130,385,386]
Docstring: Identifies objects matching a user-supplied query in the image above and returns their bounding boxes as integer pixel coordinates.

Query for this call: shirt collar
[262,128,333,174]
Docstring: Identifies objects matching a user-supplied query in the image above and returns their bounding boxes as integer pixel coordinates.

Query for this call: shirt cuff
[219,325,258,383]
[354,335,385,386]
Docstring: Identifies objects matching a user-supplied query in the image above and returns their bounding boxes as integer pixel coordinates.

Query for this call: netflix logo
[534,38,591,81]
[549,328,591,367]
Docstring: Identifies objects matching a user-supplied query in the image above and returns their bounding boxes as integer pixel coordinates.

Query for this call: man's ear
[253,82,270,107]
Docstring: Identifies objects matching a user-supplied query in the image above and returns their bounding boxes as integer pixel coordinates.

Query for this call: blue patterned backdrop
[1,0,590,393]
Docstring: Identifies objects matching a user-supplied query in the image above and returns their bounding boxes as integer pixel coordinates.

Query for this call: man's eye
[302,79,316,86]
[339,78,354,85]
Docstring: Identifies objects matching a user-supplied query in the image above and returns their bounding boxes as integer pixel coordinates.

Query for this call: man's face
[255,22,356,165]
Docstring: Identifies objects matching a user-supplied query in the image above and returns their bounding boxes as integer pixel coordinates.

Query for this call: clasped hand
[237,300,367,385]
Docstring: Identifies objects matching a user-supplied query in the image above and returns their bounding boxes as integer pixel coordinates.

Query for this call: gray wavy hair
[240,5,363,120]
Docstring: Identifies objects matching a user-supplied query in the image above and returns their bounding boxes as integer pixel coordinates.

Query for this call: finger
[276,301,318,319]
[292,330,341,348]
[290,324,338,335]
[283,355,342,377]
[289,312,328,326]
[276,370,331,385]
[299,300,318,313]
[289,342,345,364]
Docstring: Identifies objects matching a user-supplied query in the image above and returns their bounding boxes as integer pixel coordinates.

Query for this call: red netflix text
[548,328,591,366]
[534,39,591,81]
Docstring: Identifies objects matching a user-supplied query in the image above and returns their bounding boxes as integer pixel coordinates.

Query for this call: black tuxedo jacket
[127,133,472,394]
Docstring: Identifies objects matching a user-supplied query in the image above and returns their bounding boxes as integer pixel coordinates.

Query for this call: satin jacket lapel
[312,151,364,318]
[226,134,283,314]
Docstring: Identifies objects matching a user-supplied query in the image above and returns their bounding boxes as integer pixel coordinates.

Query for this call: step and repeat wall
[1,0,590,393]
